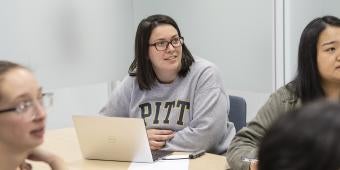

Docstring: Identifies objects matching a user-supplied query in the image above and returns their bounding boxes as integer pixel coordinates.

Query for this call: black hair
[258,100,340,170]
[128,14,194,90]
[290,15,340,103]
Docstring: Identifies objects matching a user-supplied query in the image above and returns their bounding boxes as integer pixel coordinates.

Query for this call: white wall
[284,0,340,83]
[0,0,134,129]
[15,0,134,90]
[1,0,134,88]
[1,1,286,128]
[0,1,21,62]
[46,83,109,129]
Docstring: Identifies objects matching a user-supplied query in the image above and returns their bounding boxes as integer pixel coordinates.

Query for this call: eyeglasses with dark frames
[149,36,184,51]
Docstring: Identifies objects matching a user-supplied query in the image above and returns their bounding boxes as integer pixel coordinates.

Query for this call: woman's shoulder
[270,82,300,106]
[187,57,225,90]
[114,74,138,92]
[191,57,218,69]
[189,57,220,76]
[121,74,137,84]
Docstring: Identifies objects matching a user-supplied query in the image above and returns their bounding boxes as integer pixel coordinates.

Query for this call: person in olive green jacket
[227,15,340,170]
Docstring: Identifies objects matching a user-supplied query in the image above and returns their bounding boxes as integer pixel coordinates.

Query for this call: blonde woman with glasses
[0,61,67,170]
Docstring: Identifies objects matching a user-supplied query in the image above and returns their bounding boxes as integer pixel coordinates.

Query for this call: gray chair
[229,95,247,132]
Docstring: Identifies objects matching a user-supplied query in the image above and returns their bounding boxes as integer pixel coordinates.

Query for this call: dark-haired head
[128,14,194,90]
[258,100,340,170]
[292,15,340,103]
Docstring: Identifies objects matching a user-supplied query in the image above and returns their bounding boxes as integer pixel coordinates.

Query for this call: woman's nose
[166,43,176,52]
[32,101,47,121]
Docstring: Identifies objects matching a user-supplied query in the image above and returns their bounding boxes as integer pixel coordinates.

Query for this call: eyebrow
[170,35,179,38]
[12,94,30,104]
[321,41,338,46]
[152,35,179,42]
[13,87,43,102]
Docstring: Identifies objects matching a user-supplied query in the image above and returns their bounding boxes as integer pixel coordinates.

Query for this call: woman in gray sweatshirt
[99,14,235,154]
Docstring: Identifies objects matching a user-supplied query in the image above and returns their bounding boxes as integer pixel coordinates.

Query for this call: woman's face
[148,24,183,80]
[317,25,340,86]
[0,68,46,152]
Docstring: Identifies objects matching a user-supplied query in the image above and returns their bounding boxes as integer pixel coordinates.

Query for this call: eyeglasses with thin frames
[149,36,184,51]
[0,93,53,121]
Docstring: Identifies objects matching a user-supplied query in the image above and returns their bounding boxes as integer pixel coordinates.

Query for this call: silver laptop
[72,115,172,163]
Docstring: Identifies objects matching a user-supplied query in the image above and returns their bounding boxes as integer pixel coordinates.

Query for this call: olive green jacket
[226,84,302,170]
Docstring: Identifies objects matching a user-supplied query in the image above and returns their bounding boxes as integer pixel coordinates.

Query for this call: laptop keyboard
[151,150,173,161]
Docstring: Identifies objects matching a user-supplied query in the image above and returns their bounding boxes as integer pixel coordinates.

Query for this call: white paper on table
[128,159,189,170]
[162,154,190,160]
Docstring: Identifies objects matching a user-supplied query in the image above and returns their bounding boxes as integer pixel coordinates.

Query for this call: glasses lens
[155,41,168,51]
[153,37,183,51]
[10,93,53,121]
[171,37,181,46]
[16,101,32,113]
[28,93,53,121]
[42,93,53,109]
[14,101,35,121]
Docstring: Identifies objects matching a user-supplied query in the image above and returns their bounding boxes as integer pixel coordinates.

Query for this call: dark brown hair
[259,100,340,170]
[290,15,340,103]
[128,14,195,90]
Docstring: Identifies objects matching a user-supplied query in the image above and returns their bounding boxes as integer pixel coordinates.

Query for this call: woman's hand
[27,148,68,170]
[146,129,175,150]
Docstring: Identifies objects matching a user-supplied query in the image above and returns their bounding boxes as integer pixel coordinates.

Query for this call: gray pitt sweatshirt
[99,57,235,154]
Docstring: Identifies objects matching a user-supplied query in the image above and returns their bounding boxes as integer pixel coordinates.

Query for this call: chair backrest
[229,95,247,132]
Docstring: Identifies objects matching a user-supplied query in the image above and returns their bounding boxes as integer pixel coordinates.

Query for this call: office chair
[229,95,247,132]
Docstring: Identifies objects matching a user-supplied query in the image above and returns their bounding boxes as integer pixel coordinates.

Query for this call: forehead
[0,68,39,102]
[149,24,179,41]
[318,25,340,45]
